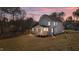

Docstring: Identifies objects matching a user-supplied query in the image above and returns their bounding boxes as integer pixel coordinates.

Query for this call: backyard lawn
[0,30,79,51]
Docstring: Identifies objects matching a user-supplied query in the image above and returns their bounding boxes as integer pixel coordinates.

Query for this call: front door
[51,28,53,33]
[51,28,54,36]
[48,27,54,36]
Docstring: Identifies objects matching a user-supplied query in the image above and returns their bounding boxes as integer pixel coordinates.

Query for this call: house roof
[40,14,63,22]
[33,14,63,28]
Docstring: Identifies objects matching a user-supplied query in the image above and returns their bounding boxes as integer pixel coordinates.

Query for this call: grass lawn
[0,30,79,51]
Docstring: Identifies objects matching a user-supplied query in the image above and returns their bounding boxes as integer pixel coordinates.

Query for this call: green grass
[0,31,79,51]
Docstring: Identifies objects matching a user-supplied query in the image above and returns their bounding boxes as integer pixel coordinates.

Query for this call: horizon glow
[22,7,78,21]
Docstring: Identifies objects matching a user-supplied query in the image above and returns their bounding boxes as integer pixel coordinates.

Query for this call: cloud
[23,7,78,21]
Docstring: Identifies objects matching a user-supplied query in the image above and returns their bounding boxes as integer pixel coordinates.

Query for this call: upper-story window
[48,21,50,26]
[54,22,58,26]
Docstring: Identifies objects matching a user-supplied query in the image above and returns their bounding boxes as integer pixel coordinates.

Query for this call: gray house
[32,14,64,36]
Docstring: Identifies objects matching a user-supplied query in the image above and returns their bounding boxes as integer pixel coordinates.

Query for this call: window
[51,28,53,33]
[32,28,34,31]
[54,22,58,26]
[41,30,43,33]
[48,21,50,26]
[44,28,48,31]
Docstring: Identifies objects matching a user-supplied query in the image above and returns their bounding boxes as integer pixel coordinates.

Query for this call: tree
[66,16,73,21]
[26,17,36,33]
[0,8,6,20]
[49,12,65,21]
[26,17,34,29]
[73,9,79,21]
[59,12,65,17]
[73,9,79,16]
[64,16,74,30]
[20,9,26,20]
[59,12,65,21]
[0,7,21,20]
[50,12,57,18]
[49,12,58,21]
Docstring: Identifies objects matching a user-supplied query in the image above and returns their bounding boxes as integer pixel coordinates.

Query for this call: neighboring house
[32,14,64,36]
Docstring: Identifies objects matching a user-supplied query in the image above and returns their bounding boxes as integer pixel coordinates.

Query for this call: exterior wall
[53,22,64,35]
[48,21,64,35]
[32,25,48,36]
[48,21,57,35]
[39,16,51,26]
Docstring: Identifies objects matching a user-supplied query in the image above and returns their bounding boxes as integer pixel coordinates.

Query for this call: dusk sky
[22,7,78,21]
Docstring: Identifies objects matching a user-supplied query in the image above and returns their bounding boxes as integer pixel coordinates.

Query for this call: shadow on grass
[0,32,26,40]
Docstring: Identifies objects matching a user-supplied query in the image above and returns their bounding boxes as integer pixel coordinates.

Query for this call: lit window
[48,21,50,26]
[44,28,48,31]
[32,28,34,31]
[41,30,43,33]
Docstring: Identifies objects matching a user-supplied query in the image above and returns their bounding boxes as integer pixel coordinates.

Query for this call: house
[32,25,48,36]
[32,14,64,36]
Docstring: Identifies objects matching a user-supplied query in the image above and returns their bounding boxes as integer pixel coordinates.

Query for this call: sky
[22,7,78,21]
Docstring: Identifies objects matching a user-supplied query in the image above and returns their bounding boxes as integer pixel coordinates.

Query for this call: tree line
[0,7,37,37]
[64,8,79,30]
[0,7,79,38]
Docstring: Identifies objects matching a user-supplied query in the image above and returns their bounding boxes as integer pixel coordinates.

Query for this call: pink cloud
[25,7,78,21]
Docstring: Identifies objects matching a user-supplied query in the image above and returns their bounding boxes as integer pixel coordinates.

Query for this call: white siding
[44,28,48,31]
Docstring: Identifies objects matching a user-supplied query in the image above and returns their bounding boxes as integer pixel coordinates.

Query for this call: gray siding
[39,15,51,26]
[48,21,64,35]
[39,15,64,36]
[54,22,64,35]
